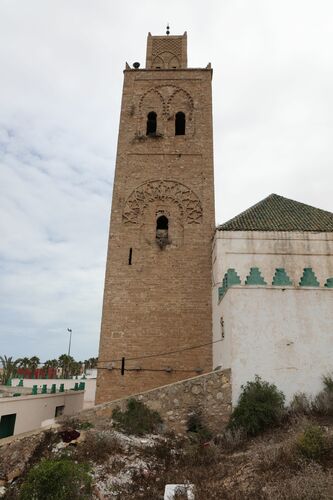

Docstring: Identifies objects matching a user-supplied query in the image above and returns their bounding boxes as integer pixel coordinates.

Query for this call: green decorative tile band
[299,268,320,287]
[245,267,267,285]
[217,266,332,297]
[272,268,293,286]
[218,268,241,300]
[324,277,333,288]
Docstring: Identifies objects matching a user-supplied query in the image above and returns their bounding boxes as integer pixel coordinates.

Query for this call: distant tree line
[0,355,98,384]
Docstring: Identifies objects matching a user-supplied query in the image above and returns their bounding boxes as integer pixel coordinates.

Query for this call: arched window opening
[156,215,169,248]
[175,112,186,135]
[146,111,157,135]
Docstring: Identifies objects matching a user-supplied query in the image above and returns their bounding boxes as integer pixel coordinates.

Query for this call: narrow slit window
[128,248,132,265]
[146,111,157,135]
[156,215,169,247]
[175,111,186,135]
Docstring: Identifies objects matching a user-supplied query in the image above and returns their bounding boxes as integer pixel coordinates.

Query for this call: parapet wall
[80,369,231,433]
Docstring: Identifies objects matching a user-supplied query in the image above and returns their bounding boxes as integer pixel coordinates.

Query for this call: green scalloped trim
[324,277,333,288]
[299,268,320,287]
[245,267,267,285]
[272,268,293,286]
[218,268,241,300]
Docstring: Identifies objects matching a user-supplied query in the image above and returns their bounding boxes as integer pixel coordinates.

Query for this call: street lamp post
[67,328,72,357]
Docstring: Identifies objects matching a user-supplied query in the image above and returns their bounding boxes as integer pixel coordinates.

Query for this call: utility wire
[98,338,223,365]
[97,367,200,373]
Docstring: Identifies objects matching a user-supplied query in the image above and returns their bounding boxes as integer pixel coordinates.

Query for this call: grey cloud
[0,0,332,359]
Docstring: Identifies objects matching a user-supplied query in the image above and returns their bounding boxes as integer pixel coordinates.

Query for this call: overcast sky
[1,0,332,362]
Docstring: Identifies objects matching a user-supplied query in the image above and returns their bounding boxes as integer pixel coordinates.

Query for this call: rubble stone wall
[80,369,231,433]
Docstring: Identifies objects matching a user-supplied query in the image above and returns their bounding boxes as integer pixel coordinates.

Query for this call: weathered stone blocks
[82,369,231,434]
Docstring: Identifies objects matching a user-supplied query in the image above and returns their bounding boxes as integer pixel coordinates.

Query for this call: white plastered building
[212,194,333,404]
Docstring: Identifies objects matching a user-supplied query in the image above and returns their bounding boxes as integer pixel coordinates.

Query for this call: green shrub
[312,390,333,416]
[228,376,285,436]
[112,398,162,436]
[60,417,93,431]
[322,374,333,392]
[289,392,312,415]
[19,459,91,500]
[311,374,333,416]
[297,424,325,460]
[78,420,94,430]
[186,409,212,443]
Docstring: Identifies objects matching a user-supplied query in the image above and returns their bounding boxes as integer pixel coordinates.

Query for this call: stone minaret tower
[96,31,215,403]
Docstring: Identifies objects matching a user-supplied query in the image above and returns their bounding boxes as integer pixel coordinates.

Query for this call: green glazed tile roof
[217,194,333,232]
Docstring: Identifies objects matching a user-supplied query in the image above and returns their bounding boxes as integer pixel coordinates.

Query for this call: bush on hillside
[77,430,124,463]
[186,408,212,443]
[322,374,333,393]
[297,424,325,460]
[228,376,285,436]
[214,427,246,451]
[289,375,333,417]
[289,392,313,416]
[60,416,94,431]
[112,398,162,436]
[19,459,91,500]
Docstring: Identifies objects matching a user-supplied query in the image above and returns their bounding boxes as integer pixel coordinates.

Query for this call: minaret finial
[166,23,170,35]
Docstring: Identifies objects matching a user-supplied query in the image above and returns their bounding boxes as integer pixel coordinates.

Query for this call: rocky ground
[1,414,333,499]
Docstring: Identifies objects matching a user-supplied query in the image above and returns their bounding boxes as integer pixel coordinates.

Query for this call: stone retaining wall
[79,369,231,433]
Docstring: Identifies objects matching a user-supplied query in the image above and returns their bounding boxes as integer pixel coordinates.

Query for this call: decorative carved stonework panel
[138,85,193,119]
[151,38,182,59]
[123,180,203,225]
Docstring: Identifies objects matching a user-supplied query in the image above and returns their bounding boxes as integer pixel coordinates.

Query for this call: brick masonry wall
[81,369,231,434]
[96,33,215,403]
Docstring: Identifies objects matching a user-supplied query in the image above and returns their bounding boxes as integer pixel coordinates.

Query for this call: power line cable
[97,367,200,373]
[98,338,223,365]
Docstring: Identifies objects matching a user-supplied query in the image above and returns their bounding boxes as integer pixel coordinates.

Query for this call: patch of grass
[112,398,162,436]
[19,459,91,500]
[263,463,333,499]
[77,430,124,463]
[142,439,176,467]
[256,439,303,472]
[77,420,94,430]
[60,417,93,431]
[119,455,229,500]
[312,390,333,416]
[181,442,220,467]
[228,376,285,436]
[289,392,312,416]
[214,427,246,452]
[296,424,325,460]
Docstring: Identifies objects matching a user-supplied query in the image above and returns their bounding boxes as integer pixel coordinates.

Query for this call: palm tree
[84,357,98,370]
[0,355,20,384]
[44,359,58,369]
[43,359,58,378]
[70,360,82,377]
[18,357,30,369]
[58,354,74,379]
[28,356,40,378]
[17,356,30,378]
